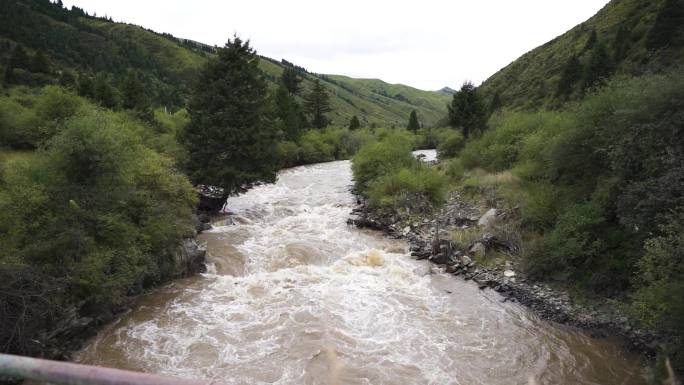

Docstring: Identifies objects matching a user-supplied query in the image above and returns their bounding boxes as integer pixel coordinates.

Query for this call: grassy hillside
[481,0,684,109]
[0,0,449,126]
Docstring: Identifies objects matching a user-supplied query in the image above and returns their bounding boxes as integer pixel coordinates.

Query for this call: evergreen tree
[447,81,487,138]
[274,83,304,141]
[646,0,684,50]
[407,110,420,132]
[77,75,94,99]
[613,24,631,62]
[93,73,120,109]
[582,42,613,90]
[281,67,302,95]
[29,51,51,73]
[304,79,331,129]
[489,92,503,113]
[349,115,361,130]
[556,55,583,97]
[8,45,30,70]
[121,70,150,116]
[583,29,598,52]
[4,45,30,83]
[179,37,279,206]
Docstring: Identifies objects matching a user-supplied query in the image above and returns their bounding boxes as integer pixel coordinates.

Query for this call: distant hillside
[480,0,684,109]
[0,0,449,126]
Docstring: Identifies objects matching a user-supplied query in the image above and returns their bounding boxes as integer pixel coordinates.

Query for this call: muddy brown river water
[77,158,646,385]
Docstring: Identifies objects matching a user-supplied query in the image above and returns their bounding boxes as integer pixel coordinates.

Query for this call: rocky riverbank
[348,190,660,357]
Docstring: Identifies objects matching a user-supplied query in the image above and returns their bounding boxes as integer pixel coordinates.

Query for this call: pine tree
[179,37,279,206]
[304,79,331,129]
[556,55,583,97]
[447,81,487,138]
[274,83,305,140]
[121,70,150,114]
[613,24,631,62]
[281,67,302,95]
[93,73,120,109]
[4,45,30,84]
[582,42,613,91]
[583,30,598,52]
[646,0,684,50]
[489,92,503,113]
[407,110,420,133]
[349,115,361,130]
[30,51,51,73]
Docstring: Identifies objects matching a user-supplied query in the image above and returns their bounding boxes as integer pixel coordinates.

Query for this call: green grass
[0,150,36,164]
[480,0,681,109]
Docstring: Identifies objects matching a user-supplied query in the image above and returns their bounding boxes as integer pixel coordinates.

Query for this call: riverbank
[348,189,660,357]
[21,232,207,364]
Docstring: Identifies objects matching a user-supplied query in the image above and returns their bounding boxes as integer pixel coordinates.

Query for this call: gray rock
[478,208,498,227]
[469,242,486,258]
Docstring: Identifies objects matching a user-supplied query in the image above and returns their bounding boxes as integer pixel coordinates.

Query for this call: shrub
[630,208,684,371]
[436,130,465,159]
[351,132,415,192]
[367,166,446,210]
[0,109,197,303]
[0,94,42,149]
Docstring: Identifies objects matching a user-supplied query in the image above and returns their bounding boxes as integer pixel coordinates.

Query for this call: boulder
[172,238,207,277]
[477,208,498,227]
[429,252,451,265]
[469,242,486,258]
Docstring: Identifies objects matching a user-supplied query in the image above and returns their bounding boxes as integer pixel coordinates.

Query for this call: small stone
[469,242,486,258]
[477,208,498,227]
[503,270,516,278]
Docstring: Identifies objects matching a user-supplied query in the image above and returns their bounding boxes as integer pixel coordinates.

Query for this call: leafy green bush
[0,95,40,148]
[351,132,415,192]
[436,129,465,159]
[460,110,569,172]
[0,109,196,303]
[441,158,465,183]
[276,128,375,168]
[630,208,684,371]
[367,166,446,210]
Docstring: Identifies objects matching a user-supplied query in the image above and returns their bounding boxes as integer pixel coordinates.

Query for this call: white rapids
[77,156,645,385]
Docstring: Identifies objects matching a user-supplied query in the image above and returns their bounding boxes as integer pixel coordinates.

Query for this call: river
[76,157,645,385]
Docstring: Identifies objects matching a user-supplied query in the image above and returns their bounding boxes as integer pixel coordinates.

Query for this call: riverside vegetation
[0,0,683,382]
[0,0,448,362]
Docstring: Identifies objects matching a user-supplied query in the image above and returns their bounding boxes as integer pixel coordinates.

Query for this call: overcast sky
[62,0,610,90]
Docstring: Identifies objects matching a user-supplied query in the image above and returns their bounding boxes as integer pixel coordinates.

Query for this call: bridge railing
[0,353,229,385]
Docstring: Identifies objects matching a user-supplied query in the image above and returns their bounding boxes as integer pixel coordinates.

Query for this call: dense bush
[451,70,684,368]
[630,208,684,368]
[367,166,446,210]
[351,132,415,192]
[436,129,465,159]
[352,131,445,212]
[0,86,83,149]
[277,127,374,168]
[0,108,197,354]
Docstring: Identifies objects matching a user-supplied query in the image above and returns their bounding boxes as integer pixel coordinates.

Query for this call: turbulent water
[77,157,646,385]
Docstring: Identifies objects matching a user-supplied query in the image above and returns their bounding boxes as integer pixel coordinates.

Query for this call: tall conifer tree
[304,79,331,129]
[180,37,279,206]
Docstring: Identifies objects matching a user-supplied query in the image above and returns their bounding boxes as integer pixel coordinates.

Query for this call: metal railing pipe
[0,353,228,385]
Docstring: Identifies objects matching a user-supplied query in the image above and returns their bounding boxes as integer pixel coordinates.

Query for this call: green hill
[480,0,684,109]
[0,0,449,127]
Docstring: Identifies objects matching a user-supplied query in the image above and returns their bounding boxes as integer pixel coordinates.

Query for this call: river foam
[77,157,645,385]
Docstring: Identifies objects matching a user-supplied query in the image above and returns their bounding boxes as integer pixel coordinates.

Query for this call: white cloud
[62,0,610,90]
